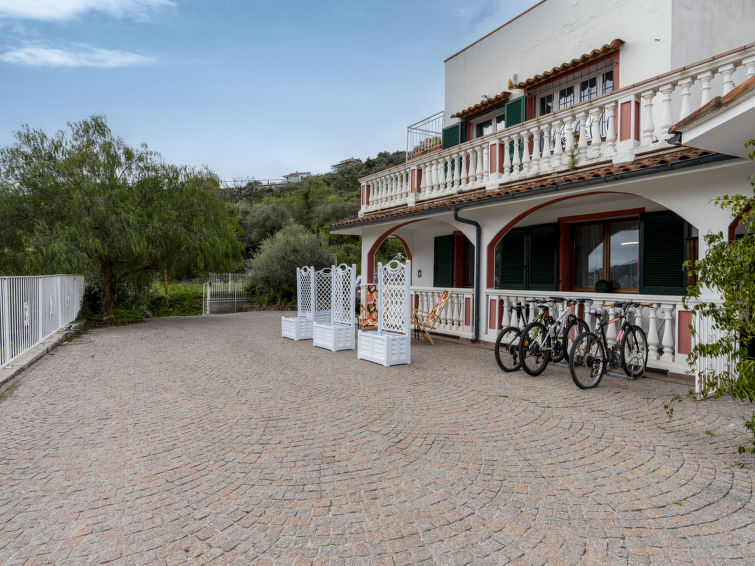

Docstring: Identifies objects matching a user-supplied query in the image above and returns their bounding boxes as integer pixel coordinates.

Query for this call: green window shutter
[433,235,454,287]
[640,211,686,295]
[505,96,526,127]
[528,224,559,291]
[442,123,462,149]
[498,228,527,289]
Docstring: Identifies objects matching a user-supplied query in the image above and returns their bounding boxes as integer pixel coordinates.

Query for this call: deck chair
[411,290,452,345]
[359,284,378,331]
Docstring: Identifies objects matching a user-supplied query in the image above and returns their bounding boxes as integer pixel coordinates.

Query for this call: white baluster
[419,165,427,195]
[500,136,511,181]
[745,56,755,79]
[460,150,468,188]
[718,63,735,95]
[500,296,509,329]
[551,121,563,169]
[588,107,603,158]
[697,71,713,106]
[647,304,660,361]
[474,145,483,184]
[513,135,523,177]
[603,102,616,156]
[657,83,675,143]
[452,153,461,191]
[640,89,656,145]
[742,55,755,79]
[661,304,675,363]
[529,127,540,175]
[482,144,489,184]
[540,123,552,171]
[605,306,618,346]
[678,77,693,120]
[444,156,452,191]
[576,111,589,158]
[563,116,576,168]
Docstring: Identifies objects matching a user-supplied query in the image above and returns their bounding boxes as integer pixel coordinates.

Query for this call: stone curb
[0,322,82,389]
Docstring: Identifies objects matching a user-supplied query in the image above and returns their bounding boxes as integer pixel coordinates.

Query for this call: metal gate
[202,273,250,314]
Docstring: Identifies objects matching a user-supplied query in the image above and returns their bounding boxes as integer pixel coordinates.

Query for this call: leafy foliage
[683,139,755,451]
[246,223,334,304]
[0,115,243,319]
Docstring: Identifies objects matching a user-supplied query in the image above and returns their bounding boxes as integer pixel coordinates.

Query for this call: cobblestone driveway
[1,312,754,565]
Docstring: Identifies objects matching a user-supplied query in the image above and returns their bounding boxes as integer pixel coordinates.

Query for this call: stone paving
[1,311,754,565]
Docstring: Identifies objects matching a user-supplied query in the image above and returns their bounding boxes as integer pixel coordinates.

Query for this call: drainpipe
[453,207,481,343]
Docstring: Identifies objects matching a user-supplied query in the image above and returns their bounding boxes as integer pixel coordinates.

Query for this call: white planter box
[314,311,331,324]
[281,316,313,340]
[313,321,355,351]
[357,330,411,366]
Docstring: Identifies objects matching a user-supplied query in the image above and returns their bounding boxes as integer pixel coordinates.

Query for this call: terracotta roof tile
[450,90,512,120]
[515,39,624,90]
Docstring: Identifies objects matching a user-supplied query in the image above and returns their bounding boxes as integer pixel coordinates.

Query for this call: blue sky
[0,0,534,182]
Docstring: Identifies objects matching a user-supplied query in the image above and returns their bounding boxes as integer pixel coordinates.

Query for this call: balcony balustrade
[360,46,755,215]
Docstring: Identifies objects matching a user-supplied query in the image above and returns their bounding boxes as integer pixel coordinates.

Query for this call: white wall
[444,0,674,126]
[670,0,755,69]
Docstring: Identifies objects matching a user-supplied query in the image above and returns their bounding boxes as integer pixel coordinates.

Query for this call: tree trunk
[102,261,115,321]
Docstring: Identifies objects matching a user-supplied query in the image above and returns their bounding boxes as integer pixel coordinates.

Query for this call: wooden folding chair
[411,290,452,345]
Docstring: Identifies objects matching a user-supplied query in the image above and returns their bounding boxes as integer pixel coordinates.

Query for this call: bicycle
[518,298,589,376]
[568,302,649,389]
[494,299,540,372]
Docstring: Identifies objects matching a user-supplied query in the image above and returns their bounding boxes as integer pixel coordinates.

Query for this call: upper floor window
[470,111,506,139]
[530,57,616,117]
[476,119,494,138]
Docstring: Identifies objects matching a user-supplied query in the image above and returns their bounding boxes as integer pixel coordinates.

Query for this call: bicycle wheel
[519,321,550,376]
[620,325,648,379]
[555,316,589,363]
[569,332,606,389]
[494,326,522,372]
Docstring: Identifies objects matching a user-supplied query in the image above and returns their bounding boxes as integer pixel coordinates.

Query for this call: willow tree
[0,115,242,319]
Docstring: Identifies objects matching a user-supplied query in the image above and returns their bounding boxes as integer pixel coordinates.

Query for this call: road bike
[517,298,589,376]
[568,302,649,389]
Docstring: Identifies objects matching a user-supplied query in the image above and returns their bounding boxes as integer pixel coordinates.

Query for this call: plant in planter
[594,279,613,293]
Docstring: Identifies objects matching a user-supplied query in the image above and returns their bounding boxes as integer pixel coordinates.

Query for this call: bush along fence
[0,275,85,368]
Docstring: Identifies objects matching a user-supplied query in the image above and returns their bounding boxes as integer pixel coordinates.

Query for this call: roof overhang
[515,39,624,90]
[669,77,755,158]
[450,90,512,120]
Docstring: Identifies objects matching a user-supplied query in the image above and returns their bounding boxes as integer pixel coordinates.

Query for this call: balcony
[359,45,755,216]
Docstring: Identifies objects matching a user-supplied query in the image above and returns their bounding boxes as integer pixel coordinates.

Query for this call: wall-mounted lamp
[417,269,422,278]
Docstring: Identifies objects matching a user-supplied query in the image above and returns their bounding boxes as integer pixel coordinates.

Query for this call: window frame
[569,214,641,293]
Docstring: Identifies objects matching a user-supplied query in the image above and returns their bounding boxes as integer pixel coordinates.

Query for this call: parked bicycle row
[494,297,650,389]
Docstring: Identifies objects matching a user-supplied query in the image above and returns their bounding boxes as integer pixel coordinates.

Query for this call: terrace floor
[1,312,754,565]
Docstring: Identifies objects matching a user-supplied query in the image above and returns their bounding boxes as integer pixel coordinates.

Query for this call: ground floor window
[492,210,691,295]
[573,218,639,292]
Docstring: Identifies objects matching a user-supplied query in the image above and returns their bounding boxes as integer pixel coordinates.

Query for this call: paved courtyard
[1,312,754,565]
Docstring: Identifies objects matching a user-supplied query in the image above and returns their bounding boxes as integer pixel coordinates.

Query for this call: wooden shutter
[528,224,559,291]
[442,123,462,149]
[505,96,526,127]
[433,235,454,287]
[498,228,527,289]
[640,211,686,295]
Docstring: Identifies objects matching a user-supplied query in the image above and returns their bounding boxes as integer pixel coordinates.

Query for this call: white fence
[1,275,85,368]
[203,273,250,314]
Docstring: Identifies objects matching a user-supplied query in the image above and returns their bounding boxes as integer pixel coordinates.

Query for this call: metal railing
[0,275,85,368]
[203,273,251,314]
[407,111,443,162]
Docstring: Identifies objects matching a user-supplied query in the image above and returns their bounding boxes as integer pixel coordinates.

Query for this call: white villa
[330,0,755,384]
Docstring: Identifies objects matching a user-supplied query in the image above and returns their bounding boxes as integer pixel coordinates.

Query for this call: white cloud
[0,44,153,67]
[0,0,173,21]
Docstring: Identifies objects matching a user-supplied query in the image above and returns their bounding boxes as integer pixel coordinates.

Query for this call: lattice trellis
[297,266,314,318]
[378,257,410,335]
[315,268,332,313]
[331,264,355,326]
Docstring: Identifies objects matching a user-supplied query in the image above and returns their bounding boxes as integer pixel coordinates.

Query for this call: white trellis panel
[357,257,411,366]
[313,263,356,351]
[282,266,332,340]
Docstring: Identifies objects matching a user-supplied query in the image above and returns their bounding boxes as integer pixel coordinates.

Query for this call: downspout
[453,207,481,343]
